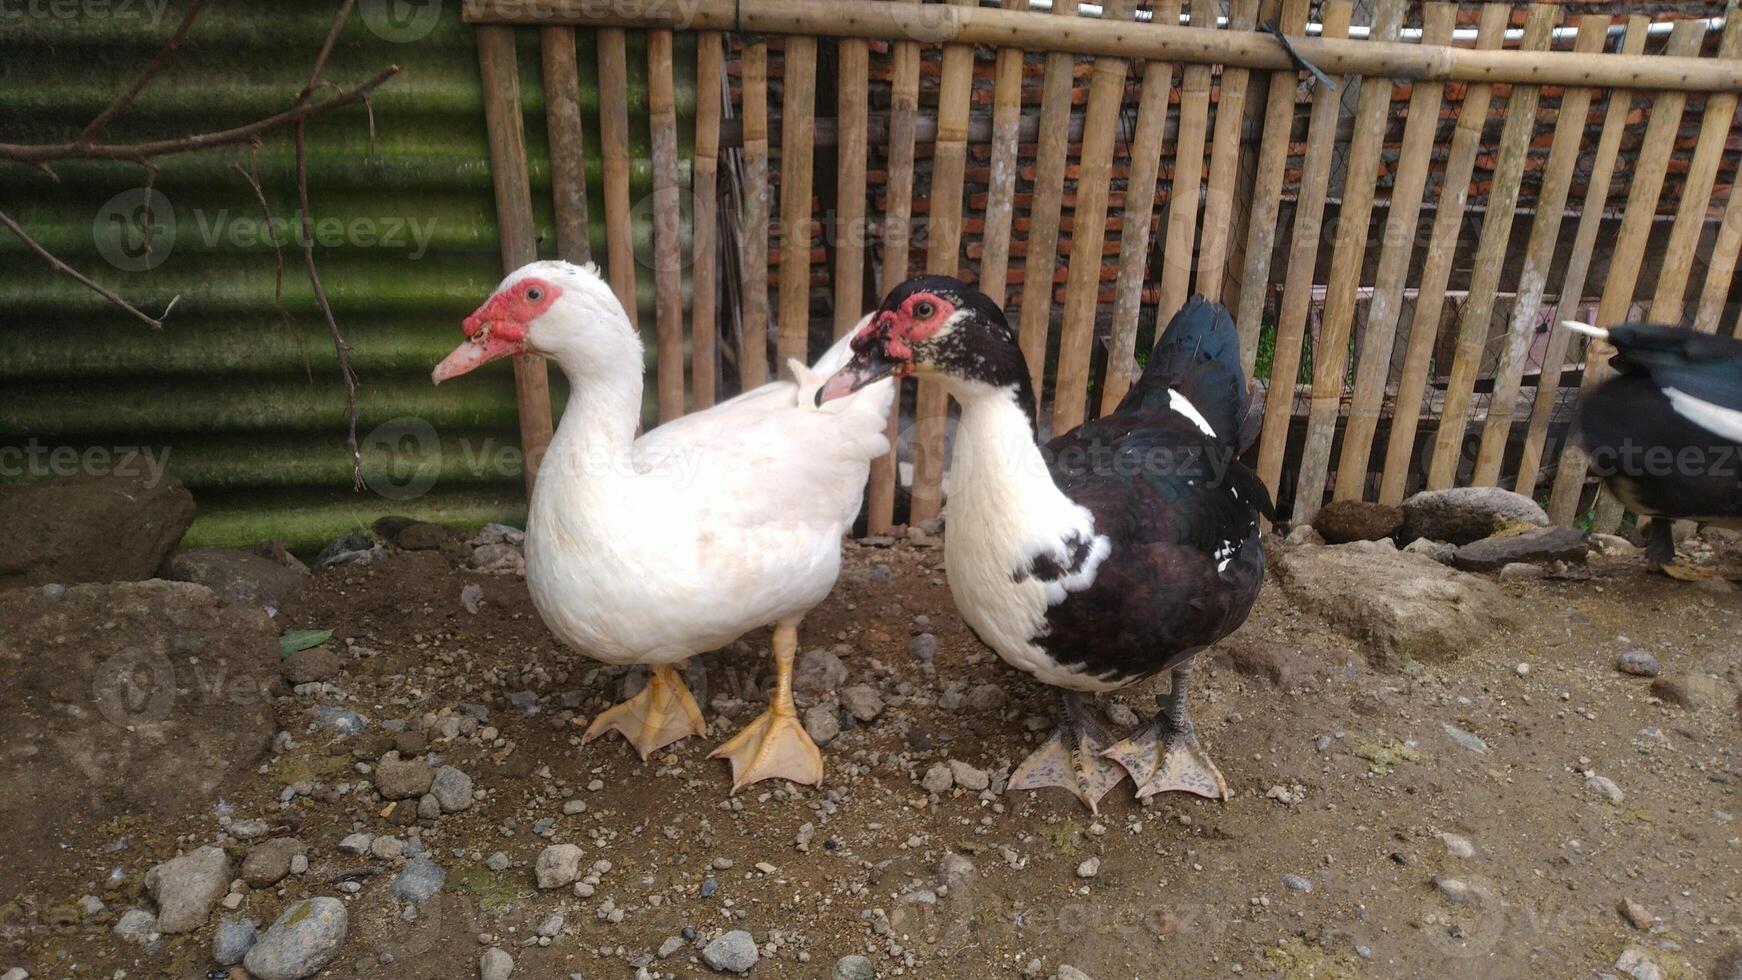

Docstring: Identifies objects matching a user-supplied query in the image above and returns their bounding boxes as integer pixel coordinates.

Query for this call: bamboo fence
[463,0,1742,536]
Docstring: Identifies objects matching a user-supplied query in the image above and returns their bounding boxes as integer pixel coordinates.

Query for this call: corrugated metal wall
[0,3,685,553]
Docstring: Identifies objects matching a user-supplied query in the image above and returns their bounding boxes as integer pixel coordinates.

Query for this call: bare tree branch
[0,209,178,330]
[79,0,213,143]
[295,118,363,489]
[231,155,310,380]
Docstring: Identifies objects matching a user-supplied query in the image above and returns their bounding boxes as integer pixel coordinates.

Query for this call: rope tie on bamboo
[1264,20,1336,91]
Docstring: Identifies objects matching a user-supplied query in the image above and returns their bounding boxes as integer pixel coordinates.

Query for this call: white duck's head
[433,260,641,384]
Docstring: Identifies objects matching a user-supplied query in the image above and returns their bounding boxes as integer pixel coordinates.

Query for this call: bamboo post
[865,0,921,535]
[1289,0,1403,527]
[1375,4,1509,506]
[911,0,977,524]
[1253,1,1350,507]
[691,33,723,408]
[1053,0,1132,434]
[1016,0,1080,426]
[1155,2,1213,325]
[539,27,592,264]
[1221,0,1283,325]
[1650,11,1742,324]
[739,42,771,388]
[597,28,639,330]
[1100,1,1182,416]
[777,37,819,371]
[978,0,1028,311]
[1694,149,1742,334]
[476,24,554,495]
[1549,18,1707,528]
[1424,5,1557,492]
[1514,16,1645,495]
[465,0,1742,92]
[1233,0,1309,375]
[1332,3,1455,502]
[1471,15,1609,489]
[834,37,870,336]
[1196,0,1259,303]
[649,30,686,423]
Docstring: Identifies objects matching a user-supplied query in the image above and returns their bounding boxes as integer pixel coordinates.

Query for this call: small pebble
[1076,856,1100,879]
[1615,650,1661,678]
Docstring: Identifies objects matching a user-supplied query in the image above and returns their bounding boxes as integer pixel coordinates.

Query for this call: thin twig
[0,66,399,165]
[294,119,362,489]
[79,0,213,143]
[298,0,358,105]
[0,209,176,330]
[231,155,309,379]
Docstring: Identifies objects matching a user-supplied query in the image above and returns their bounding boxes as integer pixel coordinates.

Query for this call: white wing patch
[1169,389,1217,438]
[1664,386,1742,443]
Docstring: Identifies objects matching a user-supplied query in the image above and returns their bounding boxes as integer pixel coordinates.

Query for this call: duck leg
[710,619,823,791]
[1104,662,1230,801]
[1008,691,1127,814]
[1644,518,1676,569]
[584,663,708,760]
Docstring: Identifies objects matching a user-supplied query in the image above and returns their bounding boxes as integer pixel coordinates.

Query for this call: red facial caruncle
[433,277,564,384]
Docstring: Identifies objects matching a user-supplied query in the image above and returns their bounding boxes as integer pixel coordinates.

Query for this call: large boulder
[1399,487,1548,546]
[160,547,309,611]
[0,580,277,876]
[1271,539,1515,668]
[1453,526,1590,572]
[0,472,194,589]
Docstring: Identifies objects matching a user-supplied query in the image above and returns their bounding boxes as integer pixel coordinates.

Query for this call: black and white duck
[818,277,1273,811]
[1567,320,1742,569]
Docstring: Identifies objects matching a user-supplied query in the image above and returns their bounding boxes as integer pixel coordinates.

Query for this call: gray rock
[213,917,258,966]
[1434,877,1480,905]
[1619,897,1653,931]
[938,852,975,890]
[1615,947,1664,980]
[841,684,885,722]
[658,936,686,959]
[243,838,306,889]
[833,954,875,980]
[337,833,373,855]
[314,705,367,735]
[1441,722,1488,754]
[390,857,445,903]
[1453,527,1589,572]
[1401,487,1549,545]
[1,969,28,980]
[479,948,514,980]
[1282,874,1312,892]
[418,793,442,820]
[485,851,511,872]
[0,473,195,589]
[370,835,405,860]
[948,759,990,791]
[907,633,938,661]
[702,930,759,973]
[802,703,841,746]
[1271,540,1514,667]
[1075,856,1101,879]
[536,912,565,938]
[374,751,434,800]
[431,765,475,813]
[1402,537,1457,565]
[1057,967,1095,980]
[1616,650,1661,678]
[281,646,341,685]
[794,649,849,695]
[1586,773,1625,803]
[1438,832,1476,859]
[160,547,308,610]
[113,908,157,943]
[921,762,953,794]
[966,683,1007,712]
[244,897,348,980]
[145,845,231,933]
[536,844,584,889]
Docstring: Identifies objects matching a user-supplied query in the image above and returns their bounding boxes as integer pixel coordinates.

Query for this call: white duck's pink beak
[433,325,521,384]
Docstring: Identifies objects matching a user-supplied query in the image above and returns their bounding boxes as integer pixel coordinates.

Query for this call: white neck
[943,380,1088,548]
[547,353,642,464]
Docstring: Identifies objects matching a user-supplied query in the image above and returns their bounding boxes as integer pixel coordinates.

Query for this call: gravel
[702,930,759,973]
[244,897,348,980]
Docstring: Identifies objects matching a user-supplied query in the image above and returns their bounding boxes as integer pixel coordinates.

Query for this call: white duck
[433,261,893,790]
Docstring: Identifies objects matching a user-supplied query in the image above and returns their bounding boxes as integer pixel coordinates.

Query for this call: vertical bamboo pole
[1694,149,1742,334]
[978,0,1028,311]
[1101,0,1182,416]
[1514,15,1643,496]
[1289,0,1402,526]
[777,37,818,371]
[1332,4,1455,502]
[1233,0,1309,375]
[1472,14,1609,489]
[1155,2,1213,324]
[1253,1,1350,507]
[911,0,977,524]
[477,25,554,494]
[1651,12,1742,324]
[1053,0,1132,434]
[1016,0,1080,424]
[649,30,685,423]
[834,37,870,336]
[1549,18,1706,528]
[866,1,921,535]
[1424,5,1557,491]
[739,42,771,388]
[1221,0,1284,328]
[597,28,639,330]
[540,27,592,264]
[691,33,723,409]
[1375,4,1509,506]
[1196,0,1259,303]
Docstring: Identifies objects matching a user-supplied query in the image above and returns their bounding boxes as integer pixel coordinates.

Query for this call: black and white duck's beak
[1561,320,1609,340]
[816,344,906,406]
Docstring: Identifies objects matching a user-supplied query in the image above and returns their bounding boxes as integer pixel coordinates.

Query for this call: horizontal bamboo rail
[464,0,1742,90]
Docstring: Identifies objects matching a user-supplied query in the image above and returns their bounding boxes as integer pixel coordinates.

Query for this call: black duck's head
[816,275,1029,405]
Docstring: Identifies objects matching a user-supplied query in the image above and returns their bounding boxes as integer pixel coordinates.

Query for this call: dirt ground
[3,532,1741,980]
